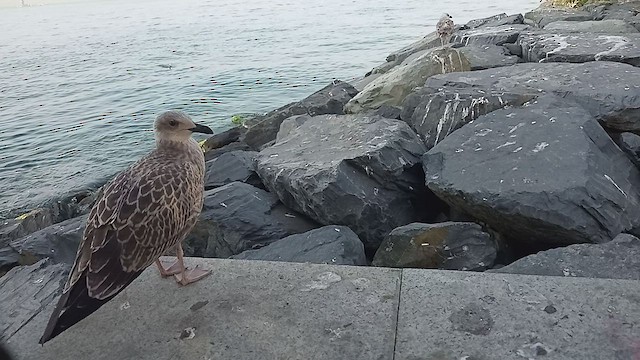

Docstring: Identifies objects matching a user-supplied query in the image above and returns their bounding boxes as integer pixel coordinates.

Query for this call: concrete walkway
[4,258,640,360]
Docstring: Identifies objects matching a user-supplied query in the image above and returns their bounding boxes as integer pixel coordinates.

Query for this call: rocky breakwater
[4,1,640,343]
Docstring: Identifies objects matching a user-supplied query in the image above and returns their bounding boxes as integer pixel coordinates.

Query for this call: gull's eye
[169,120,178,127]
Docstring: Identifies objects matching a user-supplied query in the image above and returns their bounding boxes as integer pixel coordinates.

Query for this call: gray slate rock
[256,114,432,253]
[524,8,593,28]
[451,25,532,46]
[419,62,640,133]
[243,80,358,150]
[9,216,84,267]
[184,182,319,258]
[617,132,640,167]
[233,225,367,266]
[459,44,521,70]
[204,141,253,161]
[204,150,262,190]
[372,222,497,271]
[464,13,525,29]
[544,19,639,33]
[202,126,247,153]
[400,86,536,149]
[492,233,640,280]
[518,33,640,66]
[423,96,640,247]
[0,258,67,342]
[385,31,442,63]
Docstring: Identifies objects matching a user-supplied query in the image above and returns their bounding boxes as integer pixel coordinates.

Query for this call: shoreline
[3,1,640,277]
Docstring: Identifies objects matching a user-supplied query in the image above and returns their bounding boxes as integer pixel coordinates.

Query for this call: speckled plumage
[40,111,212,344]
[436,13,454,46]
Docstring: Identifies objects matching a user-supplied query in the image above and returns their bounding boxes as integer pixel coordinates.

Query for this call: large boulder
[344,47,470,114]
[524,8,593,28]
[450,25,532,46]
[616,132,640,168]
[372,222,497,271]
[492,233,640,280]
[204,150,262,190]
[417,62,640,133]
[544,19,639,33]
[184,182,319,258]
[232,225,367,266]
[0,259,67,341]
[255,114,435,254]
[423,96,640,247]
[518,33,640,66]
[400,86,536,149]
[242,80,358,150]
[385,31,442,63]
[458,44,521,70]
[464,13,525,29]
[9,216,85,267]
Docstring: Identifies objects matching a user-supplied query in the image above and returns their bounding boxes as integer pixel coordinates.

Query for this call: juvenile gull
[436,13,454,46]
[39,110,213,344]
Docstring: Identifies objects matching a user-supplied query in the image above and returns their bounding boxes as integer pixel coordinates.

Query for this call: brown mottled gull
[436,13,454,46]
[39,110,213,344]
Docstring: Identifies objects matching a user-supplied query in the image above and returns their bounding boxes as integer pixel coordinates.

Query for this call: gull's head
[441,13,452,19]
[154,110,213,143]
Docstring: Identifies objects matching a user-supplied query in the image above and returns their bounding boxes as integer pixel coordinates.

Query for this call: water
[0,0,539,217]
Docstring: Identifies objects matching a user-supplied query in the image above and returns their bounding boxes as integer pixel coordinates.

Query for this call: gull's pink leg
[155,258,183,277]
[173,244,210,285]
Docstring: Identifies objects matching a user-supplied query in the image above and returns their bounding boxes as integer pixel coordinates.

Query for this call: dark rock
[491,233,640,280]
[544,19,639,33]
[276,114,314,143]
[370,105,402,120]
[459,44,521,70]
[502,43,523,56]
[464,13,509,29]
[451,25,532,46]
[419,62,640,133]
[372,222,497,271]
[617,132,640,167]
[184,182,319,258]
[464,13,524,29]
[202,126,247,153]
[400,86,536,149]
[0,258,68,341]
[524,8,593,28]
[423,96,640,247]
[243,80,358,150]
[204,141,253,161]
[204,151,262,190]
[518,33,640,66]
[256,113,435,254]
[587,2,640,28]
[385,31,441,63]
[1,208,60,248]
[232,225,367,266]
[9,216,85,266]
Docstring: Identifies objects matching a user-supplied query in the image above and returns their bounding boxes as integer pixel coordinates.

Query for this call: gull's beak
[190,122,213,134]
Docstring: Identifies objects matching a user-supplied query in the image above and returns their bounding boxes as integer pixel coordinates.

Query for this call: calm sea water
[0,0,539,217]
